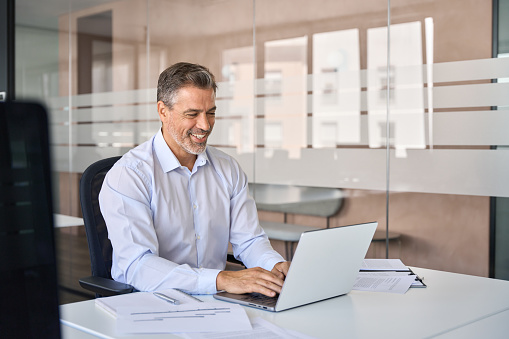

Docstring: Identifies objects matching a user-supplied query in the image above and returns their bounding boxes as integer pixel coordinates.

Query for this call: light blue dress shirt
[99,130,284,294]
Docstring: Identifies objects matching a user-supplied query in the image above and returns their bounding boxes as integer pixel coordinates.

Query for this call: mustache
[187,128,210,135]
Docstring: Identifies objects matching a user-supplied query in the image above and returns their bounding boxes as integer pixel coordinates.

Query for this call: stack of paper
[96,289,253,334]
[353,259,426,294]
[95,289,314,337]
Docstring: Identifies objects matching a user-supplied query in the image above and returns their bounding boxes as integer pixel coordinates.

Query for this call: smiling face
[158,86,216,168]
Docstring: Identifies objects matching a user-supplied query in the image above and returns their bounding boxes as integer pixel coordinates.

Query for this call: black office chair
[78,156,134,297]
[79,156,244,297]
[1,102,61,338]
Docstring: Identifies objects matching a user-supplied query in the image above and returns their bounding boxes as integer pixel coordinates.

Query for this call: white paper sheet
[95,288,201,317]
[353,273,415,294]
[360,259,409,271]
[116,302,252,334]
[357,271,424,286]
[181,317,316,339]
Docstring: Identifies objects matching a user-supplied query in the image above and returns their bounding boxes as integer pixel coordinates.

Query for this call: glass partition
[14,0,509,302]
[494,0,509,280]
[387,0,509,277]
[251,1,389,245]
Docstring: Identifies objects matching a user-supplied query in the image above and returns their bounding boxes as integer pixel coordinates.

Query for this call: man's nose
[196,113,211,131]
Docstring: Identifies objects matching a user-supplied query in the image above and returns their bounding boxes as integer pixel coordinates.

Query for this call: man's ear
[157,101,167,121]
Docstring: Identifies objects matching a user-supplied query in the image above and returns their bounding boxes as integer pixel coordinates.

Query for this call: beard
[169,126,210,155]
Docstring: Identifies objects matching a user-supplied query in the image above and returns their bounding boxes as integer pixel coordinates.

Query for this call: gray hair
[157,62,217,109]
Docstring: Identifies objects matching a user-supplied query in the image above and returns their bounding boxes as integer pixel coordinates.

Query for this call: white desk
[60,268,509,339]
[61,323,97,339]
[54,214,84,228]
[434,309,509,339]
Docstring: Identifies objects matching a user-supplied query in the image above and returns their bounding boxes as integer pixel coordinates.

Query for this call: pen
[153,292,180,305]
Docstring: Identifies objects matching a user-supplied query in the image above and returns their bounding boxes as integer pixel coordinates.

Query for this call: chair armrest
[227,253,244,267]
[80,257,241,298]
[79,276,134,297]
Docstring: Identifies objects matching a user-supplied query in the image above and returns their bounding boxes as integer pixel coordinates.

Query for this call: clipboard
[409,268,427,288]
[359,259,427,288]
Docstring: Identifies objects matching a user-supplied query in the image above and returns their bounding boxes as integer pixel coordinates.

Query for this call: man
[99,62,290,297]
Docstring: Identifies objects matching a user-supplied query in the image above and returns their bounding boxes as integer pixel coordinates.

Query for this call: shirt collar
[196,149,209,168]
[154,129,209,173]
[154,129,180,173]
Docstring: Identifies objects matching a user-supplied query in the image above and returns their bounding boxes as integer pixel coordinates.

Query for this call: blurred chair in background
[0,101,61,338]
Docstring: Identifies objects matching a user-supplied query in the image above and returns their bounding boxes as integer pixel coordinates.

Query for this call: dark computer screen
[0,102,61,338]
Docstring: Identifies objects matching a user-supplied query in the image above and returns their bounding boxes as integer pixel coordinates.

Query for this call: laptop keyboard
[239,292,278,307]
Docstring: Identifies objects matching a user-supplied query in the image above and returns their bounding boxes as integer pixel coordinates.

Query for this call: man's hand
[271,261,291,280]
[217,265,287,297]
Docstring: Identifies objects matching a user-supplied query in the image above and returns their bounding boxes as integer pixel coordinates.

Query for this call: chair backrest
[79,156,121,280]
[0,102,61,338]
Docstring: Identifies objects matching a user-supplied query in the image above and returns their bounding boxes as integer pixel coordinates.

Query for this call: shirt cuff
[198,268,222,294]
[261,256,285,273]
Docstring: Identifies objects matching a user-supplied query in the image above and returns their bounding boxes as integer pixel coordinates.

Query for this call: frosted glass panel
[46,88,159,172]
[312,29,361,147]
[263,37,308,159]
[217,47,255,153]
[434,58,509,82]
[216,49,509,197]
[44,51,509,197]
[367,22,425,154]
[433,111,509,145]
[218,147,509,198]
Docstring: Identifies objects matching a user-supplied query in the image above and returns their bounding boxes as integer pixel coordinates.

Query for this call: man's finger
[272,261,291,278]
[271,267,285,280]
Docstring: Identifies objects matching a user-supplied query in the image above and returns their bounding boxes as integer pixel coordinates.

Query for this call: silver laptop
[214,221,377,312]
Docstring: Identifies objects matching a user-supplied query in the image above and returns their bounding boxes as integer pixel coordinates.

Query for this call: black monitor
[0,101,61,338]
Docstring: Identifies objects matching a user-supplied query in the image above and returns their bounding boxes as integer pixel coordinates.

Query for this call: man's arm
[222,156,291,296]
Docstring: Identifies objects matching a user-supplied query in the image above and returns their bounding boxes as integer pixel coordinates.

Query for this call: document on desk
[360,259,409,271]
[181,317,316,339]
[353,272,416,294]
[116,302,252,334]
[95,288,201,317]
[358,259,426,289]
